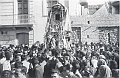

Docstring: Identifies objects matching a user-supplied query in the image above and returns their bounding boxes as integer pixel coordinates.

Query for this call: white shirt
[91,59,98,68]
[40,60,47,73]
[0,57,6,64]
[75,70,82,78]
[22,60,30,73]
[3,60,11,71]
[56,60,63,68]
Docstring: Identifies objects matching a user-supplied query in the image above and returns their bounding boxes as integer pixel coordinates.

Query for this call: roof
[111,1,119,7]
[88,4,103,9]
[88,4,103,15]
[70,2,120,27]
[70,14,120,27]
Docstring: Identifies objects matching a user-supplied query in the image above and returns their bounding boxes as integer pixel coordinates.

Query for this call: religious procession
[0,0,119,78]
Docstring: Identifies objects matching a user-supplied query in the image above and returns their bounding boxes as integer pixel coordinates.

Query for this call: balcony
[0,14,34,26]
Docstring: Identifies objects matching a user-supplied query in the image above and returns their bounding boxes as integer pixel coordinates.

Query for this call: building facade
[0,0,34,46]
[1,0,118,46]
[70,1,119,45]
[0,0,71,46]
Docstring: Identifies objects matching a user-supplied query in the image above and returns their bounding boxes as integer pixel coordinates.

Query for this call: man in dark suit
[31,56,43,78]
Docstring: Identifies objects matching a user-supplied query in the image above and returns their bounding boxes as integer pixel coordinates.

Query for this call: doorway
[16,33,29,45]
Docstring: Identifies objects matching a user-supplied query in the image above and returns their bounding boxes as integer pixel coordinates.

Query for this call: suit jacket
[33,64,43,78]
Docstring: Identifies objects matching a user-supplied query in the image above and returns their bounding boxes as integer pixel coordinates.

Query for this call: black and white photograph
[0,0,119,78]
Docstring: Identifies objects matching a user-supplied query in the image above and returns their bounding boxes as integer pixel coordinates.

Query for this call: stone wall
[70,4,120,44]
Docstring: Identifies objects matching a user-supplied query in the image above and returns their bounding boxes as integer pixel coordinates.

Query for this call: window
[52,1,57,5]
[18,0,27,2]
[23,9,28,14]
[42,0,58,16]
[55,14,60,20]
[87,35,89,38]
[47,1,58,8]
[88,21,90,24]
[23,3,28,8]
[18,9,22,14]
[18,3,22,8]
[18,0,28,14]
[18,0,22,2]
[47,1,58,12]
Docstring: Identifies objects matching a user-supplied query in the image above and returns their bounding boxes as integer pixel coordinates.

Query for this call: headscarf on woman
[109,60,119,78]
[94,59,107,77]
[97,59,107,67]
[99,55,106,60]
[98,65,112,78]
[112,69,119,78]
[109,60,118,70]
[91,56,98,68]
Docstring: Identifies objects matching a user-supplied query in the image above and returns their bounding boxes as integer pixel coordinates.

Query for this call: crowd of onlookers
[0,41,119,78]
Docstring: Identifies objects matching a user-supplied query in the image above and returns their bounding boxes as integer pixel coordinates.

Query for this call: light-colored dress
[3,60,11,71]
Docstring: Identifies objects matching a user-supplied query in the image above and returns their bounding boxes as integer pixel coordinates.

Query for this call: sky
[87,0,108,5]
[86,0,119,5]
[69,0,113,15]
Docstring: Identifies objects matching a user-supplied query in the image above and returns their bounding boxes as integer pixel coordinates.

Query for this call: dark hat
[5,51,12,60]
[51,49,59,57]
[32,56,39,64]
[112,69,119,77]
[63,53,69,56]
[51,69,58,73]
[15,49,21,53]
[80,51,86,56]
[109,60,118,69]
[14,61,23,68]
[1,70,12,78]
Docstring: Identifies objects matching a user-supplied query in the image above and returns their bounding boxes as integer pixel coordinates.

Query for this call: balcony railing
[0,14,34,25]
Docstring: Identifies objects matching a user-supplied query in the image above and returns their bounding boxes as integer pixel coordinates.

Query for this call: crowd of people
[0,41,119,78]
